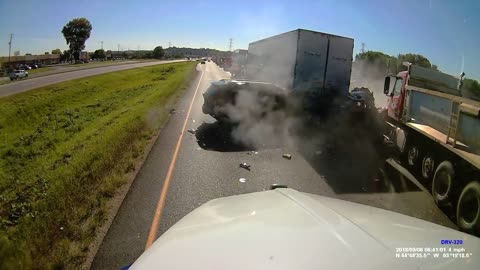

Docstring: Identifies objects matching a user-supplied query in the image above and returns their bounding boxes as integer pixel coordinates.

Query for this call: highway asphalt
[90,62,456,269]
[0,60,184,97]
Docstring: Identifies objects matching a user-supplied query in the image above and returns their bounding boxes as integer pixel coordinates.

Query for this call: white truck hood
[131,188,479,269]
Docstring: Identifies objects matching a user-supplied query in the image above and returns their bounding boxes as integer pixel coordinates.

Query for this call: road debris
[187,129,196,134]
[239,162,251,171]
[282,154,292,160]
[239,178,247,183]
[246,151,258,155]
[192,119,196,123]
[169,108,176,114]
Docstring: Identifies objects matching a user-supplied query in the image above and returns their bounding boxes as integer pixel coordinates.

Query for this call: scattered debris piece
[239,178,247,183]
[253,151,258,155]
[282,154,292,160]
[169,108,176,114]
[239,162,251,171]
[60,226,64,231]
[247,151,258,155]
[196,147,201,150]
[192,119,196,123]
[187,129,196,134]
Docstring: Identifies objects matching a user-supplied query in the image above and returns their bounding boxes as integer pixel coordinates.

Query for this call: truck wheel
[421,154,435,179]
[456,181,480,233]
[406,145,420,168]
[432,161,455,205]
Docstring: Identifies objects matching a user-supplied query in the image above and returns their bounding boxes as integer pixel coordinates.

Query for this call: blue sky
[0,0,478,77]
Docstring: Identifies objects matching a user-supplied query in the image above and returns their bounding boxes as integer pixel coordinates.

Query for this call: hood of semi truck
[130,188,479,270]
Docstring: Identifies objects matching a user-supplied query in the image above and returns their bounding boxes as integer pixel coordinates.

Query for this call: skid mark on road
[145,68,205,248]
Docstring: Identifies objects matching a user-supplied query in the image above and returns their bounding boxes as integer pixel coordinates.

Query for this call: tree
[144,52,152,59]
[51,48,62,55]
[396,53,433,71]
[355,51,440,76]
[61,50,71,62]
[354,51,398,78]
[61,18,92,62]
[152,46,165,59]
[92,49,106,60]
[463,78,480,101]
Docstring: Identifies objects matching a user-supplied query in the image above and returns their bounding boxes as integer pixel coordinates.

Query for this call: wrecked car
[202,80,287,123]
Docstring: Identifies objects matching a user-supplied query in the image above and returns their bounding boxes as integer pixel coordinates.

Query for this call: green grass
[27,67,55,75]
[0,61,196,269]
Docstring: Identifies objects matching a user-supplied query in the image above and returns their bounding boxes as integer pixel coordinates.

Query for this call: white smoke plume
[217,89,295,149]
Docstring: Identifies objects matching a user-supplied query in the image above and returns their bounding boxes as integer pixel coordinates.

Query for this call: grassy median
[0,61,196,269]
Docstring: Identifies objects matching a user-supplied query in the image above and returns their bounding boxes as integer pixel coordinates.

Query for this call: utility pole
[168,42,172,48]
[228,38,233,52]
[118,44,120,57]
[101,41,104,50]
[8,33,13,66]
[361,42,366,53]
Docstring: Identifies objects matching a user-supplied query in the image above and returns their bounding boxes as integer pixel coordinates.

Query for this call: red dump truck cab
[386,71,408,122]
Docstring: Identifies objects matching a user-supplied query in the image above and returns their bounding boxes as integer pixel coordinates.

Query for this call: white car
[130,188,480,269]
[9,70,29,80]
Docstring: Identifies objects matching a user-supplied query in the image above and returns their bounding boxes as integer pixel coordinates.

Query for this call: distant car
[201,61,206,64]
[202,80,287,123]
[31,64,38,69]
[9,70,29,80]
[23,65,31,70]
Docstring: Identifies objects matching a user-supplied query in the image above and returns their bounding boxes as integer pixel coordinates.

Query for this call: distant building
[0,53,60,68]
[105,50,128,60]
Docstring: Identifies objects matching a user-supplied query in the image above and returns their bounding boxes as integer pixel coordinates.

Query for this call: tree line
[354,51,480,99]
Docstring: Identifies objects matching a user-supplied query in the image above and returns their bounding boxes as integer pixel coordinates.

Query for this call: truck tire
[432,161,455,205]
[406,145,420,168]
[421,153,435,179]
[456,181,480,233]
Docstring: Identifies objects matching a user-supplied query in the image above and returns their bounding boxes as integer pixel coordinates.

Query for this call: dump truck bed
[404,84,480,169]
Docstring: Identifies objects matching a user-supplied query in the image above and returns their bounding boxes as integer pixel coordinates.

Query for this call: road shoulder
[83,66,201,270]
